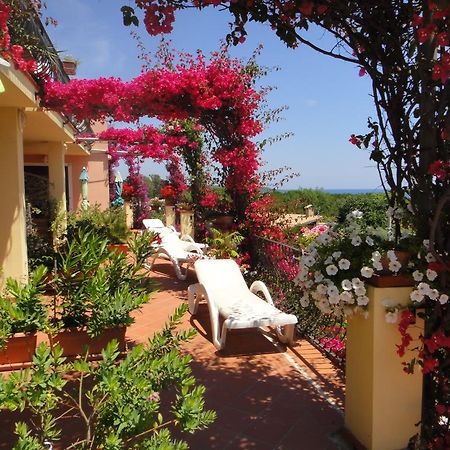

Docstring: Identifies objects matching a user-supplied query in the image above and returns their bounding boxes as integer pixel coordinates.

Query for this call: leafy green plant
[0,305,215,449]
[53,228,155,335]
[0,266,48,348]
[207,228,244,259]
[66,206,131,245]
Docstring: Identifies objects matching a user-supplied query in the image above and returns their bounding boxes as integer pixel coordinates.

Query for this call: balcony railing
[250,235,346,367]
[11,0,91,136]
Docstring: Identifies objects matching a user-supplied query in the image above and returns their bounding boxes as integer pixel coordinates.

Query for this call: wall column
[345,285,423,449]
[0,108,28,286]
[47,141,67,244]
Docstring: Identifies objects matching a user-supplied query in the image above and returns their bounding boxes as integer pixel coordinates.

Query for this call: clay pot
[0,332,37,367]
[50,326,126,358]
[211,215,234,231]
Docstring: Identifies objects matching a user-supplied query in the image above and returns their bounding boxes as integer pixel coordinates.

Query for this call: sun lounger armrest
[181,234,195,242]
[249,281,274,307]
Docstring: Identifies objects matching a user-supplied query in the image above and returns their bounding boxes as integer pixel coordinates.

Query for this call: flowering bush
[294,210,411,317]
[159,185,176,200]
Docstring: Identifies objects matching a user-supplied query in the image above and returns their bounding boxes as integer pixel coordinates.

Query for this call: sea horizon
[276,188,384,194]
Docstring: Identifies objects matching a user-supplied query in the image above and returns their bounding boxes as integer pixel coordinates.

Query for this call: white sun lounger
[142,218,207,253]
[188,259,298,349]
[146,238,207,281]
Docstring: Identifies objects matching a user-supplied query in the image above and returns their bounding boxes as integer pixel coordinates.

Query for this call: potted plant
[0,266,48,367]
[61,55,79,76]
[50,229,156,357]
[159,185,177,206]
[207,228,244,259]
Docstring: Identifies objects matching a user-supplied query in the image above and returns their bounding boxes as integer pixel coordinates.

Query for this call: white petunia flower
[423,239,430,250]
[388,260,402,273]
[352,278,364,289]
[328,294,341,305]
[426,269,438,281]
[327,285,339,297]
[387,250,397,261]
[340,291,354,304]
[439,294,449,305]
[361,266,374,278]
[373,261,383,271]
[412,270,424,282]
[332,251,342,259]
[317,233,332,245]
[365,236,374,246]
[428,289,439,300]
[385,310,399,324]
[324,256,333,265]
[418,282,431,295]
[341,279,353,291]
[316,284,328,295]
[410,290,424,303]
[304,280,314,289]
[357,295,369,306]
[314,271,324,283]
[351,236,362,246]
[372,251,382,261]
[425,252,436,263]
[302,255,316,267]
[351,209,363,219]
[300,295,310,308]
[326,264,338,276]
[355,285,366,297]
[338,259,351,270]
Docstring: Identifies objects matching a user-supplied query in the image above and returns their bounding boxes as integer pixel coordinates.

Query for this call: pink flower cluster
[412,3,450,83]
[0,1,37,73]
[428,160,450,181]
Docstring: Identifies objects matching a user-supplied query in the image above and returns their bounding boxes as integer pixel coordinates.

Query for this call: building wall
[66,151,110,211]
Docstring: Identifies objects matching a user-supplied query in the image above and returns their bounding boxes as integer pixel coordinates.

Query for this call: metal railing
[11,0,91,135]
[250,236,346,367]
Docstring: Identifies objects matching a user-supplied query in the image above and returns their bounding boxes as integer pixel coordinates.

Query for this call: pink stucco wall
[66,151,110,211]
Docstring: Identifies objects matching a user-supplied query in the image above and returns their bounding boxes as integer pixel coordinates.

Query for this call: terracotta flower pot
[379,250,411,273]
[212,215,234,231]
[50,326,126,358]
[0,332,37,366]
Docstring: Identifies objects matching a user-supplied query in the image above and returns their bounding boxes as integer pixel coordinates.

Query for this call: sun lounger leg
[171,257,188,280]
[188,284,201,314]
[277,324,295,346]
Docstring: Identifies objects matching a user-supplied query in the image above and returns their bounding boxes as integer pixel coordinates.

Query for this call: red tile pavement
[0,260,346,450]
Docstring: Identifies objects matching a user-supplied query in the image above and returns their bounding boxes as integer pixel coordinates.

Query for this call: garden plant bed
[0,333,37,370]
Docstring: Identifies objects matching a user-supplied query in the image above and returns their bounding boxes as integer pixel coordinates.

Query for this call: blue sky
[45,0,381,190]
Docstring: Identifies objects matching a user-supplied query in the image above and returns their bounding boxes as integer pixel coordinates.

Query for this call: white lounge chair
[142,218,179,236]
[188,259,298,350]
[146,237,207,281]
[142,218,207,253]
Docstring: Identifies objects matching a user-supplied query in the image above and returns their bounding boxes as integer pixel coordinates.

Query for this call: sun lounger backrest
[194,259,249,298]
[143,219,166,230]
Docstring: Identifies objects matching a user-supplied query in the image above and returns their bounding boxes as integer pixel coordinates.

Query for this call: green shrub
[337,193,388,228]
[0,266,48,348]
[0,305,215,449]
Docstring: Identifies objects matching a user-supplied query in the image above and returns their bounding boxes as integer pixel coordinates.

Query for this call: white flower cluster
[294,210,374,317]
[381,240,449,323]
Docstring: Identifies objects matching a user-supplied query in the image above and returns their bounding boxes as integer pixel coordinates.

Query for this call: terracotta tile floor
[1,260,346,450]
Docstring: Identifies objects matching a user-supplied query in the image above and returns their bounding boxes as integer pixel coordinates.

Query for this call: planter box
[107,243,129,255]
[368,273,413,288]
[0,332,37,367]
[50,326,126,358]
